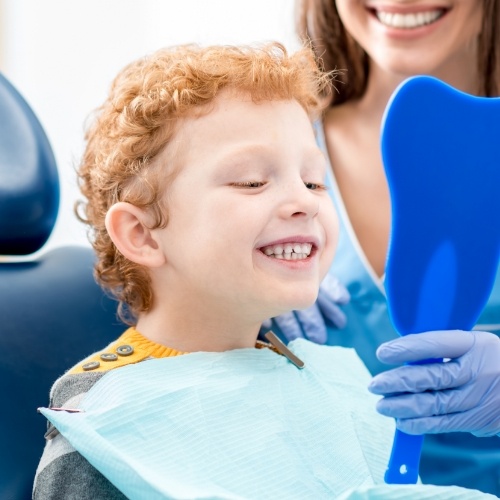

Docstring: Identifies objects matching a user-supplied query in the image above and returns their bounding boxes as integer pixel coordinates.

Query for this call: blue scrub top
[316,121,500,495]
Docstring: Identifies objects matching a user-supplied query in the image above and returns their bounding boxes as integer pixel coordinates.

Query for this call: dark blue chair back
[0,73,125,500]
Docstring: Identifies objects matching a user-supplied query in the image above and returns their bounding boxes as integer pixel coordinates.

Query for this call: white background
[0,0,298,251]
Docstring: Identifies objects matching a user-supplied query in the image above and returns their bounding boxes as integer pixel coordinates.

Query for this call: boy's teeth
[262,243,312,259]
[376,9,443,28]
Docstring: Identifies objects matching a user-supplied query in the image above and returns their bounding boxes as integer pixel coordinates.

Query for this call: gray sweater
[33,370,128,499]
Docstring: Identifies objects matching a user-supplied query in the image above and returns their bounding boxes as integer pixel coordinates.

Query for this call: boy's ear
[105,202,166,268]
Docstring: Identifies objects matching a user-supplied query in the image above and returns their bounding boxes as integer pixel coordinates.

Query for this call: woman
[273,0,500,494]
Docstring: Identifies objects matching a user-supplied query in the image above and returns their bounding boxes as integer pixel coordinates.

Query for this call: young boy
[33,43,494,499]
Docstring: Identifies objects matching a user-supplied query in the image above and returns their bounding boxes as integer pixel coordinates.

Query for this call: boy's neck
[135,309,263,353]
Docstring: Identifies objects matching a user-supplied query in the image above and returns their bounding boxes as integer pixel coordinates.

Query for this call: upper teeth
[376,10,443,28]
[262,243,312,260]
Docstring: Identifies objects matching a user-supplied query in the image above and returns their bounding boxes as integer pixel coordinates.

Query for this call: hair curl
[296,0,500,105]
[76,42,333,323]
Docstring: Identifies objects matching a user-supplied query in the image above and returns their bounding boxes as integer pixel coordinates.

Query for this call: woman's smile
[373,8,446,29]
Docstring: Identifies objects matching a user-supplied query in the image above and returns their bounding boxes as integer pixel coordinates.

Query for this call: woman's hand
[369,330,500,437]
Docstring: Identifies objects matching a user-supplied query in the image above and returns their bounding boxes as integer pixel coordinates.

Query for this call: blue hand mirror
[381,76,500,484]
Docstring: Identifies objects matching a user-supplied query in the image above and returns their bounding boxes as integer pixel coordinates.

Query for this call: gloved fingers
[368,359,471,395]
[395,415,455,435]
[260,318,272,332]
[317,292,347,329]
[319,274,350,304]
[375,385,479,419]
[376,330,475,365]
[395,407,496,436]
[269,304,328,344]
[295,304,328,344]
[273,311,304,342]
[374,331,500,437]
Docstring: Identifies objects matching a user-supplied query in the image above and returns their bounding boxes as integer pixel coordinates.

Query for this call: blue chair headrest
[0,73,59,255]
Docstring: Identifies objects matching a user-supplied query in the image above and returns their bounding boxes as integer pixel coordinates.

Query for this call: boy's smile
[144,91,338,347]
[260,239,315,261]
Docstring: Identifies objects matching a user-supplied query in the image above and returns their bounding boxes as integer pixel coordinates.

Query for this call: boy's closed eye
[229,181,267,189]
[304,182,328,191]
[229,181,328,190]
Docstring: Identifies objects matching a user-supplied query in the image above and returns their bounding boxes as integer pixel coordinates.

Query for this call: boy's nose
[279,182,319,219]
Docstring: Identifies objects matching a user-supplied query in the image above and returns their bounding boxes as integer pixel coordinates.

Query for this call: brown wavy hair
[296,0,500,105]
[76,42,333,323]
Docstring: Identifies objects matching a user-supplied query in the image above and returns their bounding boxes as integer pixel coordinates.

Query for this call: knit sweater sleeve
[32,371,127,500]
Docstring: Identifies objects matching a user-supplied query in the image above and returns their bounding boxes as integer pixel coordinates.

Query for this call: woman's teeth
[376,9,444,28]
[262,243,312,260]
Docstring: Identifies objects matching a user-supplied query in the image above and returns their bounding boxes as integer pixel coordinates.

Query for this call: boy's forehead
[158,92,318,177]
[165,89,246,145]
[174,90,308,143]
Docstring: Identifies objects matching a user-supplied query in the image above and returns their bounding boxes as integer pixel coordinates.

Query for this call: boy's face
[153,92,338,322]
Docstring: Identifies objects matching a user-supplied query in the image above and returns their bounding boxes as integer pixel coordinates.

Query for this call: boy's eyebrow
[212,143,325,171]
[214,143,276,165]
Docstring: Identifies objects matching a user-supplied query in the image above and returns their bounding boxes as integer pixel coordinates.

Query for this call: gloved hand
[368,330,500,437]
[260,274,349,344]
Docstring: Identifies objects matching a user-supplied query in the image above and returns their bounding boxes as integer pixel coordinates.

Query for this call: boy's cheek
[320,243,337,280]
[318,236,337,281]
[324,206,340,256]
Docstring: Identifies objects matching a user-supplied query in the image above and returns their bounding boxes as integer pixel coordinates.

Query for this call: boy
[34,43,494,499]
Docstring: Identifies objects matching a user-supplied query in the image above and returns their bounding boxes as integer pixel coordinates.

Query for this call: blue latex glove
[261,274,350,344]
[368,330,500,437]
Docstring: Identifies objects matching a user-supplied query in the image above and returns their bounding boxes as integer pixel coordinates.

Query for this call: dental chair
[0,73,125,500]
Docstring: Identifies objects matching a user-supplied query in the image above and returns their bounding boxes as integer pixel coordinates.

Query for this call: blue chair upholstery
[0,73,125,500]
